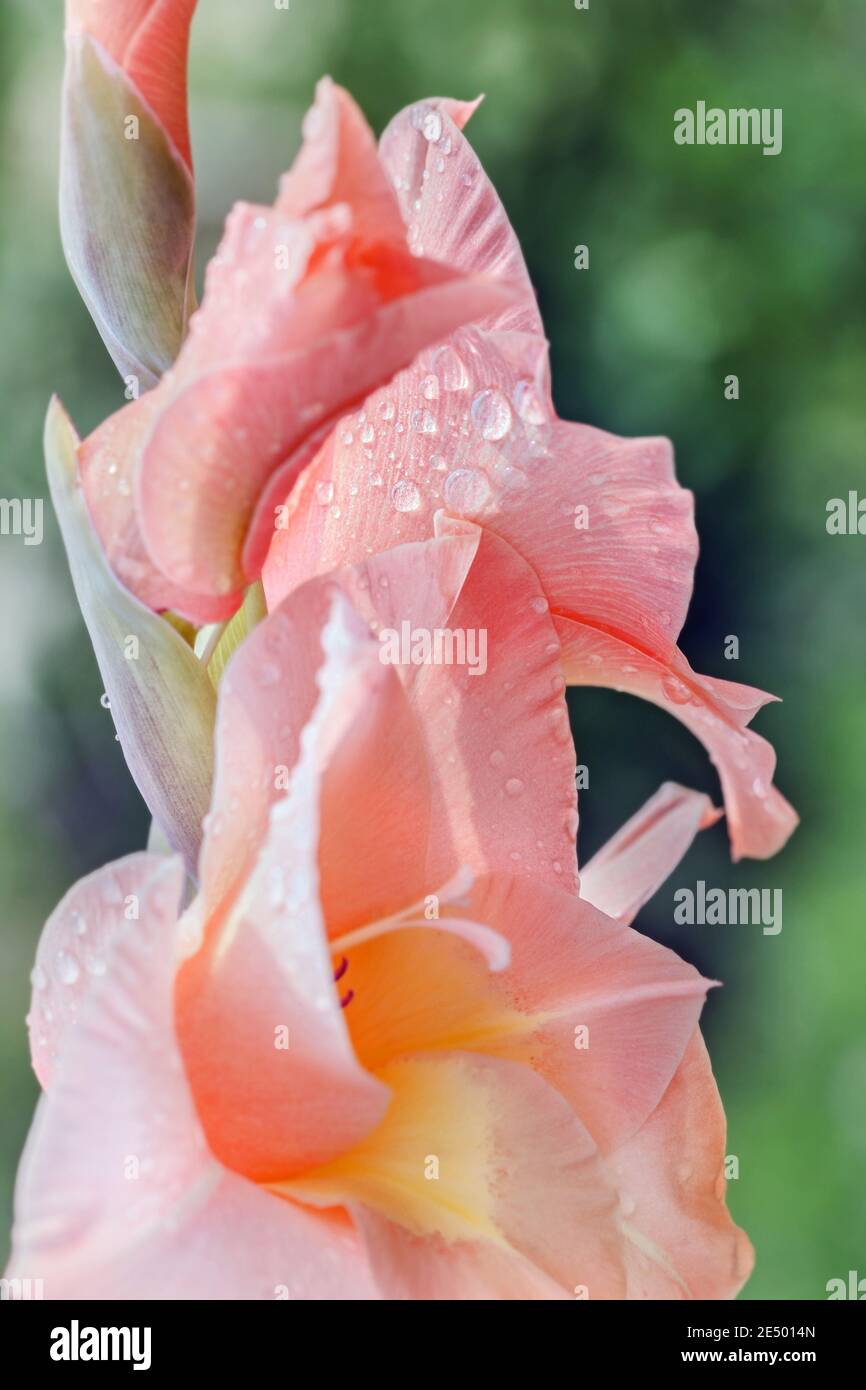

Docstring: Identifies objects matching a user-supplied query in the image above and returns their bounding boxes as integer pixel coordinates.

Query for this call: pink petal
[580,782,721,925]
[28,852,162,1089]
[347,1053,625,1300]
[67,1,197,168]
[9,854,377,1298]
[177,595,392,1182]
[610,1031,754,1299]
[198,565,446,937]
[267,523,578,890]
[136,222,514,610]
[556,616,798,860]
[262,329,694,651]
[262,325,793,863]
[379,96,542,335]
[466,873,711,1152]
[78,395,238,620]
[277,77,406,243]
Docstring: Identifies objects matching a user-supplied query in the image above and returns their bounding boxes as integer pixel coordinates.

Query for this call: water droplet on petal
[30,964,47,992]
[411,408,437,435]
[378,399,396,422]
[661,673,692,705]
[315,480,334,506]
[391,480,421,513]
[432,345,468,392]
[504,777,525,797]
[513,378,548,425]
[443,468,492,517]
[55,950,79,986]
[471,388,512,441]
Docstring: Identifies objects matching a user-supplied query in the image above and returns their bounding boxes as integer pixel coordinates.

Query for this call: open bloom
[76,79,516,622]
[261,95,797,863]
[61,0,199,386]
[7,530,751,1299]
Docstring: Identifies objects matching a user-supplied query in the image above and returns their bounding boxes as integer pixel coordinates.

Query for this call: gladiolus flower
[6,539,751,1299]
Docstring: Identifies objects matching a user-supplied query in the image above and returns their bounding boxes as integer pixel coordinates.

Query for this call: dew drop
[471,388,512,441]
[512,378,547,425]
[55,950,80,986]
[378,399,396,421]
[30,964,47,992]
[432,344,468,392]
[391,479,421,513]
[315,480,334,506]
[661,673,692,705]
[443,468,492,517]
[504,777,525,797]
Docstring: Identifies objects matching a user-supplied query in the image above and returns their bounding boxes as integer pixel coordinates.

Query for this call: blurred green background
[1,0,864,1297]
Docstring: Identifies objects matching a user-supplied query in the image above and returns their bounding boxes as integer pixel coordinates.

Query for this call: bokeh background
[1,0,864,1297]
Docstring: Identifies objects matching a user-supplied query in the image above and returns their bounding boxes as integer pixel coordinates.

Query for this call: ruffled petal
[610,1031,754,1299]
[556,616,798,861]
[176,595,392,1182]
[9,854,377,1298]
[280,1052,625,1300]
[379,96,542,335]
[580,782,721,925]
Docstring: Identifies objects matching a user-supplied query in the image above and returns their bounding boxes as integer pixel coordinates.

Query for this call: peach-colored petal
[136,224,513,611]
[265,523,578,890]
[198,563,449,936]
[556,616,798,860]
[610,1031,754,1299]
[262,319,793,862]
[177,595,391,1183]
[310,518,577,888]
[580,782,721,926]
[27,853,159,1090]
[278,76,405,243]
[263,328,695,647]
[281,1053,625,1300]
[336,868,708,1157]
[67,1,197,168]
[379,96,542,335]
[77,395,237,620]
[9,854,377,1299]
[459,874,711,1152]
